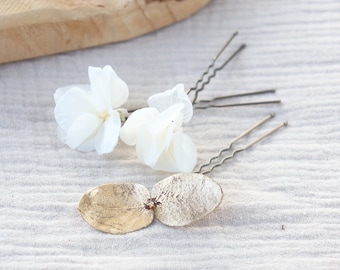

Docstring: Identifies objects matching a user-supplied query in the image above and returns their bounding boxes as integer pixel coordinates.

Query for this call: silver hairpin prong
[196,113,275,173]
[195,89,276,103]
[194,100,281,110]
[242,121,288,151]
[197,120,288,175]
[190,44,246,104]
[187,31,239,97]
[194,90,281,109]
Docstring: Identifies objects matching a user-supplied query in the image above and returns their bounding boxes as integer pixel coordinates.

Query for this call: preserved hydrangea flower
[54,65,129,154]
[120,84,197,172]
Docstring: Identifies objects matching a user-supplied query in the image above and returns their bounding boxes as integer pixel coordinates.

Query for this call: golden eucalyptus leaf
[79,173,223,234]
[78,183,154,234]
[151,173,223,226]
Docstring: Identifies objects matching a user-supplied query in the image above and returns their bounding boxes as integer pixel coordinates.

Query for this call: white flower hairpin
[119,32,281,173]
[53,32,281,174]
[54,65,129,154]
[79,113,288,234]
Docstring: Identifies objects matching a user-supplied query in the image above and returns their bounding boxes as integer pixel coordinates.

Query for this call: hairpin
[119,32,283,173]
[53,32,282,174]
[186,31,280,107]
[127,31,280,113]
[78,113,288,234]
[193,89,281,110]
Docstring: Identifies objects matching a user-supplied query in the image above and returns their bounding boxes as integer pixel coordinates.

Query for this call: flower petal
[130,104,186,169]
[120,108,159,146]
[54,87,97,132]
[76,135,96,152]
[66,113,102,150]
[173,132,197,172]
[94,110,121,154]
[88,65,129,109]
[147,84,193,123]
[135,104,184,166]
[157,104,184,150]
[136,126,164,167]
[151,128,197,172]
[58,122,96,152]
[54,84,90,104]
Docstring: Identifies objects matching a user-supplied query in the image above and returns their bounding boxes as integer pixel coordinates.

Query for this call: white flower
[54,65,129,154]
[147,83,193,123]
[120,84,197,172]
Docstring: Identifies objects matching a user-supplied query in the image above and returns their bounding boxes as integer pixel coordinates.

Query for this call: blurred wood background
[0,0,210,63]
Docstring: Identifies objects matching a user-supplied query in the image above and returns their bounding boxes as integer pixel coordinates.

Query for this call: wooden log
[0,0,211,64]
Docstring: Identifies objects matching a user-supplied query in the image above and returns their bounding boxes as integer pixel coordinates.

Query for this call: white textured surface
[1,0,340,269]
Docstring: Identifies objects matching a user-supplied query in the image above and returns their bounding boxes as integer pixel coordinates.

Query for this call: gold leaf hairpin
[78,114,287,234]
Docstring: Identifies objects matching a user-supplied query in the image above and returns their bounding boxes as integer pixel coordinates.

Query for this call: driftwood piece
[0,0,211,63]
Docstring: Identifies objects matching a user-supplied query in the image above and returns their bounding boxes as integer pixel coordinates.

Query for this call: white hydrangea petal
[173,131,197,172]
[54,86,71,104]
[150,140,177,172]
[157,103,184,130]
[76,135,96,152]
[88,65,129,109]
[120,108,159,146]
[66,113,101,150]
[59,125,96,153]
[147,84,193,123]
[147,84,183,111]
[54,87,97,132]
[136,124,165,167]
[54,84,90,104]
[94,110,121,154]
[163,120,176,150]
[151,128,197,172]
[155,103,184,150]
[88,66,111,110]
[103,65,129,108]
[130,104,187,170]
[157,111,182,152]
[137,104,183,160]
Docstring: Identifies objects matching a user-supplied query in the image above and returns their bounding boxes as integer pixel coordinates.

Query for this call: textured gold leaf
[151,173,223,226]
[78,183,154,234]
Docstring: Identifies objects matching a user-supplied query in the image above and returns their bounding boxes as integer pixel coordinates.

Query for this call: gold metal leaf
[78,183,154,234]
[151,173,223,226]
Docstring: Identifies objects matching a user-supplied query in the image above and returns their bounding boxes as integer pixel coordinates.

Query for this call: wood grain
[0,0,211,63]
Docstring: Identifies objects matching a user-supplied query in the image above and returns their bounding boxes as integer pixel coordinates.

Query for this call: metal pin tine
[198,120,288,175]
[187,31,239,96]
[214,31,239,62]
[194,90,281,110]
[190,44,246,104]
[196,113,275,173]
[196,89,277,104]
[243,121,288,151]
[194,100,281,110]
